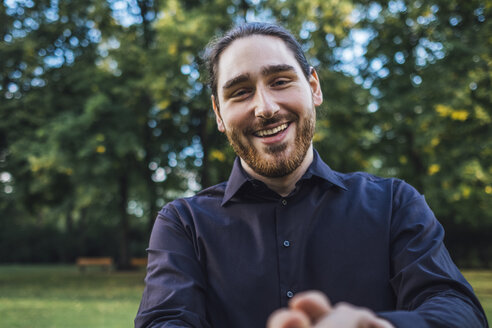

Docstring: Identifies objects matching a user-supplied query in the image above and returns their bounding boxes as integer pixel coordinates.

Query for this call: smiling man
[211,33,321,195]
[135,23,487,328]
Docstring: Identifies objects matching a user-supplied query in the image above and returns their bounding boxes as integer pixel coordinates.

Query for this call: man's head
[205,22,311,108]
[205,22,323,178]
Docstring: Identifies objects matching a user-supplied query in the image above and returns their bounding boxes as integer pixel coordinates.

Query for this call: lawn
[463,270,492,325]
[0,265,490,327]
[0,265,146,328]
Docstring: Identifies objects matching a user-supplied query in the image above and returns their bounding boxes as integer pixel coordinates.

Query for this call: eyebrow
[222,73,250,90]
[222,64,296,91]
[261,64,296,76]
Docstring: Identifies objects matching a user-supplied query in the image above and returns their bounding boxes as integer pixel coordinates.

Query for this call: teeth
[256,123,288,137]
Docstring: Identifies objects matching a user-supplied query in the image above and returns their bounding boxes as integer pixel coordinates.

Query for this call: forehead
[217,35,302,87]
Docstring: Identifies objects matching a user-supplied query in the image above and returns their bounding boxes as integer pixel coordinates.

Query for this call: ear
[308,67,323,107]
[212,95,225,132]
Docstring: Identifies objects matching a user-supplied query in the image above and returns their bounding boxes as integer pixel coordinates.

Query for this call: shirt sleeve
[134,206,210,328]
[377,181,488,328]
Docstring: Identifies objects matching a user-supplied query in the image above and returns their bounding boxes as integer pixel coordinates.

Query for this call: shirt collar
[222,157,251,206]
[302,149,348,191]
[221,149,347,206]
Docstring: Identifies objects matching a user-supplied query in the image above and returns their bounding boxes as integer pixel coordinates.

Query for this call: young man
[135,23,487,328]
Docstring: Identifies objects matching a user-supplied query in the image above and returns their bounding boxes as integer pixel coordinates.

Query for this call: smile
[254,123,289,137]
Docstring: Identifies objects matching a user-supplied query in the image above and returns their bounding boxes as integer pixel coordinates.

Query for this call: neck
[240,145,314,197]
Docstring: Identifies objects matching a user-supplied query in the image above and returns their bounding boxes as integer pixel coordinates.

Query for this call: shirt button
[286,290,294,298]
[283,240,290,247]
[281,199,287,206]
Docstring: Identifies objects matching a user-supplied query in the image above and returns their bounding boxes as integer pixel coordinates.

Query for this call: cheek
[222,109,250,130]
[281,89,311,108]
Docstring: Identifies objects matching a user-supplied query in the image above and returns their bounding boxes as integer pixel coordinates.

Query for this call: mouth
[254,123,289,138]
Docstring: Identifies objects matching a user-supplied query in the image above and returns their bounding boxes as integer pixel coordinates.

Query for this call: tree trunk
[137,0,158,233]
[117,172,131,270]
[144,116,158,233]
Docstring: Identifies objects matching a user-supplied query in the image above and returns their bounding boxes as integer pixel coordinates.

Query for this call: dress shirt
[135,150,487,328]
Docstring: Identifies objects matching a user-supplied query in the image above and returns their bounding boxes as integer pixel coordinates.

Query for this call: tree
[355,0,492,265]
[1,0,490,267]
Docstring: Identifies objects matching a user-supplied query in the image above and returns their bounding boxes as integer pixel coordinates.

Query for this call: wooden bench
[131,257,148,268]
[76,257,113,272]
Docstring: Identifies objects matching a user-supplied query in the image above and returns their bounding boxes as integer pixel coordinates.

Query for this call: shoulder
[333,170,422,207]
[158,181,228,222]
[333,170,409,191]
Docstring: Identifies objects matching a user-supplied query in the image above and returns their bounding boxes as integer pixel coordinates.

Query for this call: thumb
[289,291,332,324]
[267,309,311,328]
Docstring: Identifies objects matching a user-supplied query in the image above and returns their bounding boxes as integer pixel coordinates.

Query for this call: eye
[271,78,290,87]
[231,88,252,99]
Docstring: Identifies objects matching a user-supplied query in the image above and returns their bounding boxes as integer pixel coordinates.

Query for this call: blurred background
[1,0,491,273]
[1,0,491,326]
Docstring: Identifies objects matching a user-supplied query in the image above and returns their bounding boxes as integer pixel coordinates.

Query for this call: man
[135,22,487,327]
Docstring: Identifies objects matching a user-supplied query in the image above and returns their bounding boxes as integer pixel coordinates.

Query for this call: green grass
[0,266,490,327]
[0,265,146,328]
[463,270,492,325]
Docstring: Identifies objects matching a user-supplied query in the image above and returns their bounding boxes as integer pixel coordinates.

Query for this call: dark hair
[204,22,311,107]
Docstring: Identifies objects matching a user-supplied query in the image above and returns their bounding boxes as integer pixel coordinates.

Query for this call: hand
[267,291,394,328]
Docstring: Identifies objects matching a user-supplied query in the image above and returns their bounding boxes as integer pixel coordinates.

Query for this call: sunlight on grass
[1,298,139,328]
[0,265,490,327]
[463,270,492,324]
[0,265,146,328]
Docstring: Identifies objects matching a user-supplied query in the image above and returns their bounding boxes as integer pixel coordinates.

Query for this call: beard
[224,109,315,178]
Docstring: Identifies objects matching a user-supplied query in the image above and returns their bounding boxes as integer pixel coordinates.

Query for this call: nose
[254,87,279,119]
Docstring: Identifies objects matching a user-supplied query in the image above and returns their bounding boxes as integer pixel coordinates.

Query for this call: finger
[289,291,332,323]
[314,303,395,328]
[368,317,395,328]
[267,309,311,328]
[314,303,354,328]
[349,307,394,328]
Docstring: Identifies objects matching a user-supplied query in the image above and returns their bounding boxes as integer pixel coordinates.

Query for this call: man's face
[212,35,323,177]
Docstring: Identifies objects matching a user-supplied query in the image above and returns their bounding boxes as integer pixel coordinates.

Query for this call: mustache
[244,113,298,134]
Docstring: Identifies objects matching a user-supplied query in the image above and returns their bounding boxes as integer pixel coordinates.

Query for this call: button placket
[276,196,296,306]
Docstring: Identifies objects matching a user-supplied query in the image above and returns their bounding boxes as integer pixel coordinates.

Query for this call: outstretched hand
[267,291,394,328]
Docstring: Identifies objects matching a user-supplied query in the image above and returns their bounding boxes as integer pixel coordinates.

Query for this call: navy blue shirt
[135,150,487,327]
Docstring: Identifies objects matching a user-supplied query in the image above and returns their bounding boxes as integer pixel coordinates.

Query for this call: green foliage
[1,0,490,266]
[353,0,492,233]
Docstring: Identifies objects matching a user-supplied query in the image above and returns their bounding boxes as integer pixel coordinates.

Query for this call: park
[1,0,490,326]
[0,265,491,327]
